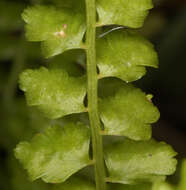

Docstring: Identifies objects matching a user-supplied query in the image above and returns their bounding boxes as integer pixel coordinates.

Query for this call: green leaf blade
[152,182,174,190]
[48,49,86,77]
[178,160,186,190]
[48,0,85,10]
[15,123,91,183]
[19,67,86,119]
[97,0,153,28]
[105,139,177,184]
[100,83,160,140]
[109,183,152,190]
[53,176,95,190]
[97,30,158,82]
[22,5,86,57]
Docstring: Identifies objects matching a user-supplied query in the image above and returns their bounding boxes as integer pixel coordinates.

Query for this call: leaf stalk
[85,0,107,190]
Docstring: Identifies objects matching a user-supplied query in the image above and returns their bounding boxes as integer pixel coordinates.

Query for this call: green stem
[85,1,106,190]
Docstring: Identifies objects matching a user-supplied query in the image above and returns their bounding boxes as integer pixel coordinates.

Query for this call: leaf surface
[49,0,85,10]
[48,49,86,77]
[97,0,153,28]
[99,84,160,140]
[53,176,95,190]
[15,123,91,183]
[152,182,173,190]
[19,67,86,119]
[105,139,177,184]
[109,183,152,190]
[22,5,86,57]
[97,30,158,82]
[177,160,186,190]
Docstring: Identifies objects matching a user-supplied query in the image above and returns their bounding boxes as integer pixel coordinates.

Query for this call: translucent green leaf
[152,182,173,190]
[98,78,124,99]
[152,160,186,190]
[48,49,86,77]
[36,0,85,10]
[53,176,95,190]
[22,5,86,58]
[97,0,153,28]
[105,139,177,184]
[97,30,158,82]
[99,83,160,140]
[15,123,91,183]
[109,183,152,190]
[10,157,50,190]
[178,160,186,190]
[19,67,86,119]
[49,0,85,10]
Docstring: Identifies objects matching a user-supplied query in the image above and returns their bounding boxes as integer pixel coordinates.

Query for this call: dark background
[0,0,186,189]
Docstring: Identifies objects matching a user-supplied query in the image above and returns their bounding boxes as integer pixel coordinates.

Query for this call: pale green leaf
[109,183,152,190]
[98,78,124,98]
[97,0,153,28]
[53,176,95,190]
[105,139,177,184]
[48,49,86,77]
[49,0,85,10]
[152,160,186,190]
[19,67,86,119]
[22,5,86,58]
[177,160,186,190]
[36,0,85,10]
[99,83,160,140]
[10,157,50,190]
[15,123,91,183]
[97,30,158,82]
[152,182,174,190]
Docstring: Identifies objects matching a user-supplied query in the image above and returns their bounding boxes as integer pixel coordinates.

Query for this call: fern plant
[153,159,186,190]
[15,0,177,190]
